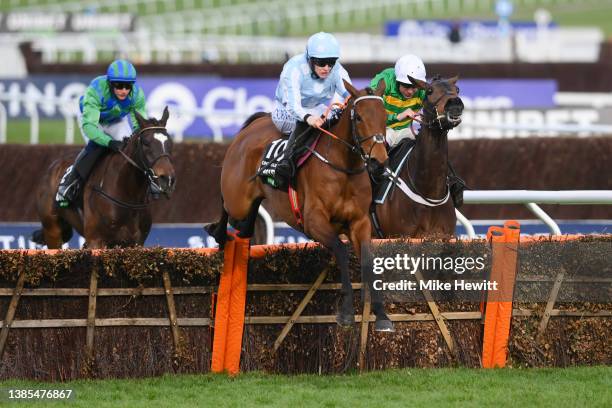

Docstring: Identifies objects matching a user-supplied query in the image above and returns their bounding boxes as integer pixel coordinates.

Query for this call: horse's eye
[455,86,460,94]
[355,114,362,123]
[426,87,434,95]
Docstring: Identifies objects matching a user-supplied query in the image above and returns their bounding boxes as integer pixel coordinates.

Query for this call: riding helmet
[306,32,340,59]
[394,54,426,85]
[107,59,137,83]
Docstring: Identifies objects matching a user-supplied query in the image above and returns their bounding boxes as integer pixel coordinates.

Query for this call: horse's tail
[204,202,229,249]
[240,112,270,131]
[31,222,73,246]
[31,228,45,245]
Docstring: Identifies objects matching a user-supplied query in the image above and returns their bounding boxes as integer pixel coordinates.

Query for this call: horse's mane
[241,112,271,130]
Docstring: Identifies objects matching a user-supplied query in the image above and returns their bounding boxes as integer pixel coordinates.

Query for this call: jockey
[55,59,147,208]
[273,32,351,181]
[370,54,427,149]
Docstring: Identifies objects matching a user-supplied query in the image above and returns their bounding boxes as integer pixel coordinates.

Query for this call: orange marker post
[482,221,520,368]
[210,232,250,376]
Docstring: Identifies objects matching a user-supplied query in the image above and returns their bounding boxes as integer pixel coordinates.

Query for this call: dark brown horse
[33,107,176,249]
[372,75,464,238]
[207,81,395,331]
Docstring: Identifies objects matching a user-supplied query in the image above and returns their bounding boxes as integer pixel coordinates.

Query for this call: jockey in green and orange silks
[55,59,148,208]
[370,54,427,148]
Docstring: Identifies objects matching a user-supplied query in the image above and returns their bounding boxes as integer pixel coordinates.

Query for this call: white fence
[459,190,612,237]
[18,26,604,65]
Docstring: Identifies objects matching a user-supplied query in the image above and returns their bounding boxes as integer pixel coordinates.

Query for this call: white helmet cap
[394,54,426,85]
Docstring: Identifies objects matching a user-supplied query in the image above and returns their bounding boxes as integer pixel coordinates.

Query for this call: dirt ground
[0,137,610,222]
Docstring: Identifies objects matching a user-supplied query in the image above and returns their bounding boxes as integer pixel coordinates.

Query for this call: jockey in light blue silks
[272,32,352,180]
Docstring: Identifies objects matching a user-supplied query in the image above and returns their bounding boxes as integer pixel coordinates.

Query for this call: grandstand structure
[1,0,608,66]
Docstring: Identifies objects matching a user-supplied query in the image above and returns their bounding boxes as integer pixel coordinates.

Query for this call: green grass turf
[5,119,82,145]
[1,366,611,407]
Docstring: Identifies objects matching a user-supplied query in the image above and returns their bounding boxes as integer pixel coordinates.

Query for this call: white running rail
[457,190,612,237]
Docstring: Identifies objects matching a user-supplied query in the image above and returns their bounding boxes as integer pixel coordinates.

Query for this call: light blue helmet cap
[306,32,340,59]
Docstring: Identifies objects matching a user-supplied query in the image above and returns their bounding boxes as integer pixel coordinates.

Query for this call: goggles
[110,82,133,90]
[397,81,416,89]
[311,57,337,68]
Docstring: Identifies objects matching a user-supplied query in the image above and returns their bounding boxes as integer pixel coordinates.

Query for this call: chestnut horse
[372,75,464,238]
[207,81,395,331]
[33,108,176,249]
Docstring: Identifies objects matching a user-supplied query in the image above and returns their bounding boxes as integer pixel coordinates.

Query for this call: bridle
[119,125,172,196]
[93,125,173,210]
[312,94,387,179]
[420,81,463,130]
[350,95,386,161]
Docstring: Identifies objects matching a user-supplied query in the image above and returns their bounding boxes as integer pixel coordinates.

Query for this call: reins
[93,125,171,210]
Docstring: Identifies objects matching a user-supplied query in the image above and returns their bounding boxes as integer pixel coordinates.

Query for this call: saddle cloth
[258,134,320,190]
[373,138,416,204]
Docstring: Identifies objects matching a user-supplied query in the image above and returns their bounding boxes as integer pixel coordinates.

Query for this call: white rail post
[65,114,75,145]
[27,104,39,145]
[257,205,275,245]
[0,102,7,144]
[455,209,476,238]
[525,202,562,235]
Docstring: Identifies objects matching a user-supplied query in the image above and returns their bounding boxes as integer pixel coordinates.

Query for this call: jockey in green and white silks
[272,32,352,180]
[55,59,147,208]
[370,54,427,148]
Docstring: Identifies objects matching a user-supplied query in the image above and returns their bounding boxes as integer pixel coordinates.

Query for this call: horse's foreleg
[305,211,354,327]
[350,216,394,332]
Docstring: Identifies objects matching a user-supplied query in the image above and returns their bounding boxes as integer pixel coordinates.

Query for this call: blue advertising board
[0,221,609,250]
[0,76,556,139]
[384,19,557,38]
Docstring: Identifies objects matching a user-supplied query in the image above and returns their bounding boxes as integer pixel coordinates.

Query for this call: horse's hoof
[336,313,355,328]
[374,319,394,332]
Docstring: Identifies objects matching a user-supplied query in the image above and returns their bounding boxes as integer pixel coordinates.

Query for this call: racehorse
[33,107,176,249]
[371,75,464,238]
[206,81,395,331]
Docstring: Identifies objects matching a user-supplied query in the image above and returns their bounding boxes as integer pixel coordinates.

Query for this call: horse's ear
[448,75,459,85]
[374,79,385,97]
[343,79,358,97]
[407,75,429,91]
[134,110,146,129]
[161,106,170,127]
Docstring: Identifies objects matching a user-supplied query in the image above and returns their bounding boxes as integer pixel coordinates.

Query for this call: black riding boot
[55,142,106,207]
[275,120,311,181]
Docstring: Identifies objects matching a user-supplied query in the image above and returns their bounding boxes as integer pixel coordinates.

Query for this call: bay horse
[372,75,464,238]
[207,81,395,331]
[33,107,176,249]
